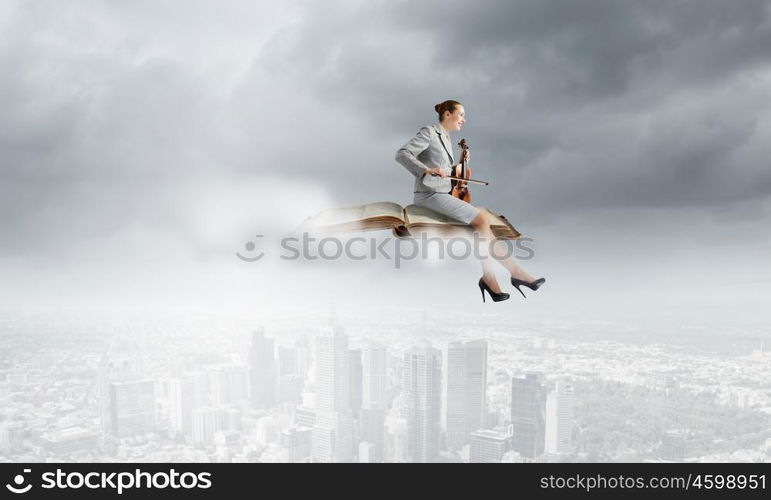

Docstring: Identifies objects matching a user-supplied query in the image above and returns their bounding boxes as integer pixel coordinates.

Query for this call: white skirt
[413,191,481,225]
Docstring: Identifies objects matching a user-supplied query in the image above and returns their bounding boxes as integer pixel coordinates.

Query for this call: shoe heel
[478,277,509,303]
[511,277,545,298]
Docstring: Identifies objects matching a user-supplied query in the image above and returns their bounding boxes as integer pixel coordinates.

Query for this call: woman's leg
[479,255,502,293]
[411,192,529,290]
[470,212,537,283]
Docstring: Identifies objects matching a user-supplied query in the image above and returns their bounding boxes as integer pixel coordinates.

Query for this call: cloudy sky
[1,0,770,322]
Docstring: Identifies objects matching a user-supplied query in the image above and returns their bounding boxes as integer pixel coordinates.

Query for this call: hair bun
[434,99,461,120]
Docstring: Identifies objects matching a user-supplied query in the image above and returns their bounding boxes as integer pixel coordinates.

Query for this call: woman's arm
[395,126,432,177]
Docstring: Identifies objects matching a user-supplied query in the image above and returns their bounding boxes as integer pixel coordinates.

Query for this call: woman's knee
[470,212,488,229]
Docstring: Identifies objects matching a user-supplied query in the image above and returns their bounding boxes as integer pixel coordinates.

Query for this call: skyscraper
[295,406,316,428]
[661,430,688,461]
[358,342,388,459]
[0,422,24,453]
[108,380,156,437]
[277,374,303,403]
[278,346,299,376]
[98,334,143,435]
[445,340,488,451]
[384,413,408,463]
[465,341,488,436]
[192,406,219,445]
[208,364,248,408]
[315,324,350,412]
[214,430,242,463]
[545,381,574,455]
[469,429,510,463]
[278,347,302,403]
[312,323,354,462]
[168,377,196,436]
[219,406,242,433]
[249,328,276,409]
[362,341,388,411]
[403,343,442,463]
[349,349,362,420]
[281,427,313,463]
[358,441,377,463]
[0,423,10,452]
[511,372,547,460]
[295,336,312,381]
[358,407,386,462]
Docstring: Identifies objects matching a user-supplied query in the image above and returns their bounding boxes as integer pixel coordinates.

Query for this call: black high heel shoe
[510,277,546,298]
[478,277,510,303]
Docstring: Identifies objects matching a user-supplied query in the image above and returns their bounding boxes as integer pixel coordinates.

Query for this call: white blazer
[395,125,456,194]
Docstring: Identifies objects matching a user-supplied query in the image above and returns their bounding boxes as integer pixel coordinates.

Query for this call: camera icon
[5,469,32,494]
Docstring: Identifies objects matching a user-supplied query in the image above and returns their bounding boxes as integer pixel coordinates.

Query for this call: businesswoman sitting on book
[395,99,545,303]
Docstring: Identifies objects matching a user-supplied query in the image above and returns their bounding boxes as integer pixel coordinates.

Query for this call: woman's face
[443,105,466,132]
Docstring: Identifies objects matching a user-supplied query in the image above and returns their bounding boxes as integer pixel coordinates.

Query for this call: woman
[395,99,545,302]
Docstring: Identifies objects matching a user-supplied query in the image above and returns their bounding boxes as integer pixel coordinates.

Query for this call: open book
[299,201,521,240]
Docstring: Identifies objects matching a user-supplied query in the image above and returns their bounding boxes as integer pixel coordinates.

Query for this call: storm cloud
[250,0,771,215]
[1,0,770,313]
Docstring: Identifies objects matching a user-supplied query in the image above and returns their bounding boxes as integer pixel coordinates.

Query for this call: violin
[421,137,489,191]
[450,138,472,202]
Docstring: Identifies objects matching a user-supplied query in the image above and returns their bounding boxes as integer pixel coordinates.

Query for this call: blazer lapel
[433,126,454,165]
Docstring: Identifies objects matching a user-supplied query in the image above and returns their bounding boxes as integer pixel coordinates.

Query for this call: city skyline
[1,308,768,463]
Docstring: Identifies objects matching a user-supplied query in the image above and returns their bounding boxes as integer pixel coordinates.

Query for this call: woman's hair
[434,100,462,121]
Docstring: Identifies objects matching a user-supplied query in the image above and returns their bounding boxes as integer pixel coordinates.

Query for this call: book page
[403,204,466,226]
[361,201,405,220]
[305,201,405,228]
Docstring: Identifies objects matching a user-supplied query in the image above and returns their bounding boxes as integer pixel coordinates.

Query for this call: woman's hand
[425,167,448,178]
[462,149,471,163]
